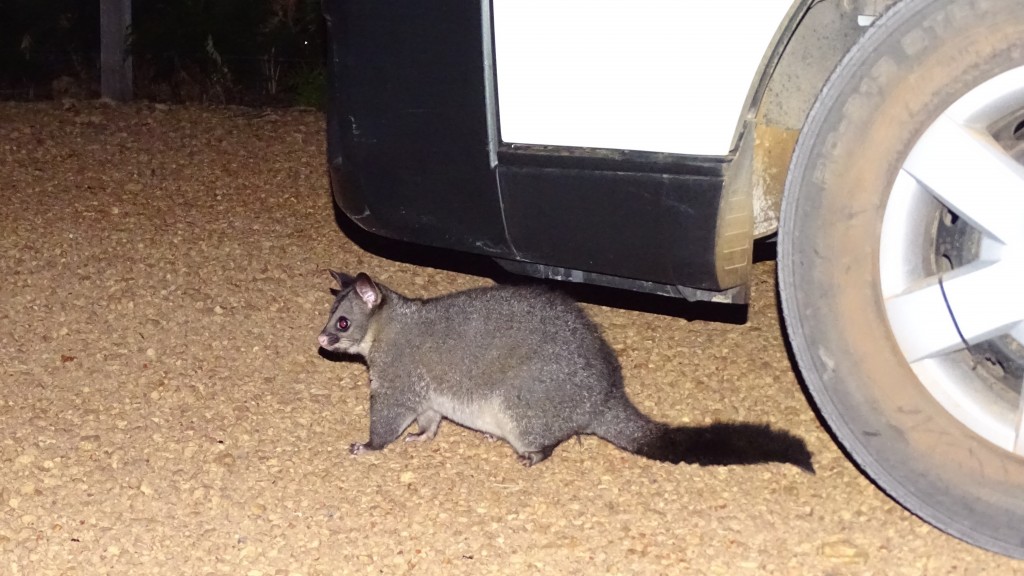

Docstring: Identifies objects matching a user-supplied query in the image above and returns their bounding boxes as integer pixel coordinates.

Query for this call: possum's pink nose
[318,334,330,348]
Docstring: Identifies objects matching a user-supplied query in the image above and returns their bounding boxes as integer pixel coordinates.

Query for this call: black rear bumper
[324,0,745,301]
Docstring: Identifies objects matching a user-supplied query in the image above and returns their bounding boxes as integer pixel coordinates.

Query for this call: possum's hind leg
[507,415,580,466]
[405,410,442,443]
[505,422,575,467]
[516,444,557,467]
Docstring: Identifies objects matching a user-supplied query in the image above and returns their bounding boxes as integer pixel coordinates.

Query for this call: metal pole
[100,0,132,101]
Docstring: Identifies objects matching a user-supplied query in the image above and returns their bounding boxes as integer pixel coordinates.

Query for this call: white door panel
[493,0,795,156]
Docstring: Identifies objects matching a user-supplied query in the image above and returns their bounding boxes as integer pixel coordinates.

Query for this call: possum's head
[317,271,383,356]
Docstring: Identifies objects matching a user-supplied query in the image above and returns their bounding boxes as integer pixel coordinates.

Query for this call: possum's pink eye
[337,317,350,332]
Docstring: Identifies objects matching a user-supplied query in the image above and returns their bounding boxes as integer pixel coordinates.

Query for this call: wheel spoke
[902,114,1024,245]
[939,260,1024,345]
[884,277,966,363]
[885,260,1024,364]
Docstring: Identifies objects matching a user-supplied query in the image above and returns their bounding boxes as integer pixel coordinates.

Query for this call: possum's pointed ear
[354,273,383,309]
[329,269,356,289]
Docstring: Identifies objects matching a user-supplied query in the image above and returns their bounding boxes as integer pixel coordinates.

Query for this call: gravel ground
[1,101,1022,575]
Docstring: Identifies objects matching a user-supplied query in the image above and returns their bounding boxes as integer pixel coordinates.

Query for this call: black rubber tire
[779,0,1024,559]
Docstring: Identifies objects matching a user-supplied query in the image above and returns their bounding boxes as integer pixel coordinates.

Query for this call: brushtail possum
[317,271,813,472]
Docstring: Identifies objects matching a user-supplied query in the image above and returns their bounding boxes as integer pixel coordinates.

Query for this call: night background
[0,0,326,106]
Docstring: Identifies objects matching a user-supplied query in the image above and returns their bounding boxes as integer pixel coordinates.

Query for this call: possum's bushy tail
[591,394,814,473]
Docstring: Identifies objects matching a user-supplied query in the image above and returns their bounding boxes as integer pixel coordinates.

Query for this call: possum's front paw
[349,442,371,456]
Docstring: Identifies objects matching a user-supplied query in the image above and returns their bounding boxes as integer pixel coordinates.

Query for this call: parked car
[322,0,1024,558]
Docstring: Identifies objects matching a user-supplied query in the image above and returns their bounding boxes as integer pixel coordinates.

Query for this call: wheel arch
[733,0,903,238]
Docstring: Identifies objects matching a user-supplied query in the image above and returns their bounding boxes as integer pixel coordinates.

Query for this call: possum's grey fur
[317,271,812,471]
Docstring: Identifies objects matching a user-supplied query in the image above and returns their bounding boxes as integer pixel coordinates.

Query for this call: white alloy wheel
[879,65,1024,454]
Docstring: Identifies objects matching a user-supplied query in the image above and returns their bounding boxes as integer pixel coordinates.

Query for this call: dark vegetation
[0,0,326,107]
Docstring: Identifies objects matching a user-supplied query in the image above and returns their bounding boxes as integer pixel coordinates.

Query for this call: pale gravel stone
[820,538,869,562]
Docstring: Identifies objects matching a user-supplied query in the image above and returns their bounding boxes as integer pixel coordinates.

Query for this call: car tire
[779,0,1024,558]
